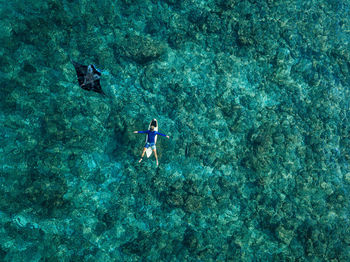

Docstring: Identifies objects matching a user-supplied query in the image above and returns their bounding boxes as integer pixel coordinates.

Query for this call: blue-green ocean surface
[1,0,350,261]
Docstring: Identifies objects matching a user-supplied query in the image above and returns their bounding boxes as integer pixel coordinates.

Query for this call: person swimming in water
[133,125,169,166]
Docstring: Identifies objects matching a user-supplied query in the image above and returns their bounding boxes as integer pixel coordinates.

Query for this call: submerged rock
[114,32,167,64]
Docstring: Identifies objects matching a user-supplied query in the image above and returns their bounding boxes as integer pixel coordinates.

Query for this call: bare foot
[139,158,143,163]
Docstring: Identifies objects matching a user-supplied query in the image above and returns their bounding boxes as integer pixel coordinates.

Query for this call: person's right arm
[133,131,148,134]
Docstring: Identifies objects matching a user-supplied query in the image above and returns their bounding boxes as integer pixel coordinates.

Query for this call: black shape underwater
[72,61,105,95]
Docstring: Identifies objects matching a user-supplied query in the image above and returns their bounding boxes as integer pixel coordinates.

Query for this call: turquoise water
[1,0,350,261]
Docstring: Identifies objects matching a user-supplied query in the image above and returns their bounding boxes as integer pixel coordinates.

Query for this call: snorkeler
[133,120,169,166]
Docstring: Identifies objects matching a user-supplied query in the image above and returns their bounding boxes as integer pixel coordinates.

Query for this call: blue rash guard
[137,130,167,143]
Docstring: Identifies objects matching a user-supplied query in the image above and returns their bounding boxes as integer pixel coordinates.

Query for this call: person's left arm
[156,131,170,138]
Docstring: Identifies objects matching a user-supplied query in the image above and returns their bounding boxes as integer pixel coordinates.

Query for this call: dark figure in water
[72,61,105,95]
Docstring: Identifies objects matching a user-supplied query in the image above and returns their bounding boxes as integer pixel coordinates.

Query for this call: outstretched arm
[156,131,170,138]
[133,131,148,134]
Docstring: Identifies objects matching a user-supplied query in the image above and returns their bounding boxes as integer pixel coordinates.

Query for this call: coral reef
[1,0,350,261]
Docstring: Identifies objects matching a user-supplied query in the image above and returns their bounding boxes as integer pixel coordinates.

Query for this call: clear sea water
[1,0,350,261]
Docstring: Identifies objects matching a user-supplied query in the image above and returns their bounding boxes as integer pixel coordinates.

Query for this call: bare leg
[153,149,158,166]
[139,148,147,162]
